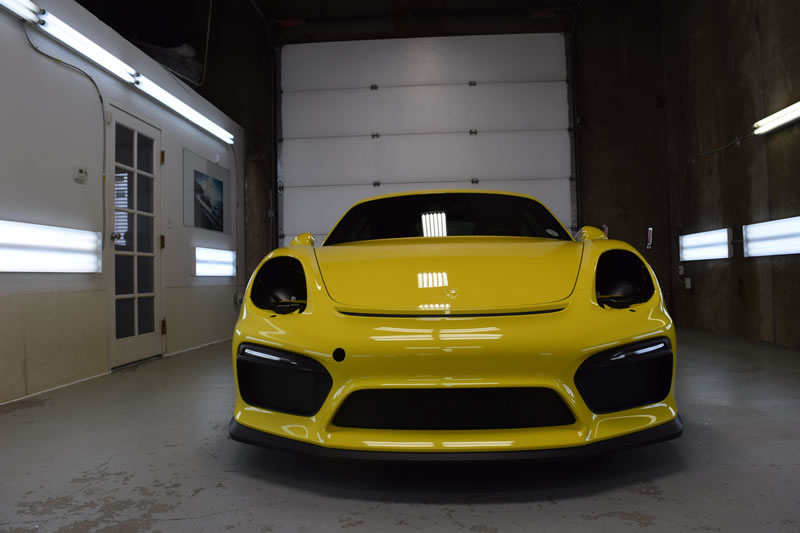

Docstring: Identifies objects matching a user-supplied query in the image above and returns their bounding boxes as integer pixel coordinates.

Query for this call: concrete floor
[1,330,799,533]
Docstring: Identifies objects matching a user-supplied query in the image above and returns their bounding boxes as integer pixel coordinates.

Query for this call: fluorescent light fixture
[135,74,234,144]
[39,12,137,83]
[679,228,732,261]
[0,2,235,144]
[743,216,800,257]
[422,212,447,237]
[753,100,800,135]
[0,220,102,273]
[0,0,39,22]
[193,246,236,276]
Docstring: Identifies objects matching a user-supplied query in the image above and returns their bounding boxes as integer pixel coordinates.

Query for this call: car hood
[314,237,583,314]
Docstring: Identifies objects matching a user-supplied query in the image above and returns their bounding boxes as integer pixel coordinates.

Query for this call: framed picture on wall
[183,149,231,234]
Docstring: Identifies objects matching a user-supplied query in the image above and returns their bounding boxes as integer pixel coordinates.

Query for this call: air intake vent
[574,337,673,413]
[236,343,332,416]
[332,387,575,430]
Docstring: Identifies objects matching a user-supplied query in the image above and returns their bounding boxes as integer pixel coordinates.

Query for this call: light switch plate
[73,165,88,183]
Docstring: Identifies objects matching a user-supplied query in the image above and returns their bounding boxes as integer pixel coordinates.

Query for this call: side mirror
[290,233,316,247]
[575,226,608,242]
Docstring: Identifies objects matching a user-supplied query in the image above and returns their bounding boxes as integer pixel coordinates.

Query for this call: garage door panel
[282,34,566,91]
[283,82,569,139]
[282,179,572,240]
[281,131,571,186]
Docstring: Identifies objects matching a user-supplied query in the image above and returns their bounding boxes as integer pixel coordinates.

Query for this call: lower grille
[574,337,673,413]
[332,387,575,430]
[236,343,332,416]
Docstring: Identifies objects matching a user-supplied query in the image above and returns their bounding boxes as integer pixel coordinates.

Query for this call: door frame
[105,105,164,368]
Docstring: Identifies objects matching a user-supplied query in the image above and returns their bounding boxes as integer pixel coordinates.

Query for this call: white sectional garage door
[279,33,573,245]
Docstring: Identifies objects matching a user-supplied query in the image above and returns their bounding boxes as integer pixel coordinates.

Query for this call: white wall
[0,0,245,402]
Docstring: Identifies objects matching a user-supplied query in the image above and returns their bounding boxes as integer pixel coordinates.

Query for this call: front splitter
[229,415,683,462]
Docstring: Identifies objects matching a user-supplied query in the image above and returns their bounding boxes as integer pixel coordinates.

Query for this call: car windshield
[324,193,571,245]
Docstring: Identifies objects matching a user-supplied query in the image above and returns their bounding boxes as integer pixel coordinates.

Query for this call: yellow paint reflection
[281,424,309,438]
[370,334,434,342]
[441,441,513,448]
[363,441,435,448]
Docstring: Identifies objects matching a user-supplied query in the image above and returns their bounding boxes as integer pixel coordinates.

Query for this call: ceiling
[76,0,579,52]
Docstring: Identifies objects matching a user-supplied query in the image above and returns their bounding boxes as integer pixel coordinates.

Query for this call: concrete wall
[0,1,245,402]
[660,0,800,348]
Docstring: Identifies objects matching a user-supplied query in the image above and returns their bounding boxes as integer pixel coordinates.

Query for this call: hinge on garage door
[161,319,167,335]
[160,235,166,249]
[160,151,165,165]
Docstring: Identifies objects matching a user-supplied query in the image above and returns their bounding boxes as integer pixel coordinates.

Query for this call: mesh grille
[574,337,673,413]
[332,387,575,430]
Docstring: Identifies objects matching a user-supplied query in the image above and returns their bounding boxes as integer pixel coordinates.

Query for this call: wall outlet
[73,165,88,183]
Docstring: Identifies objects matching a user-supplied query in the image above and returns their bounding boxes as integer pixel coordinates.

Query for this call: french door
[106,109,163,367]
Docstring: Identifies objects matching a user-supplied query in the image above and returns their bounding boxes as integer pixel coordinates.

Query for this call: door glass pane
[115,124,134,167]
[137,134,154,174]
[137,215,153,253]
[138,297,155,334]
[115,299,135,339]
[138,256,153,294]
[137,175,154,213]
[114,212,134,251]
[115,256,134,295]
[114,168,133,209]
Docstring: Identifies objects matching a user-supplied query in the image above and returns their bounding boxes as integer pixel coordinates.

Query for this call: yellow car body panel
[231,190,679,457]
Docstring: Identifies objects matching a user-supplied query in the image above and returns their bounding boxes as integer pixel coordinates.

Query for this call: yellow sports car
[230,190,681,460]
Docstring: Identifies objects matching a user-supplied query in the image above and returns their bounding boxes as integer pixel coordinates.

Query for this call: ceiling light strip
[0,1,234,144]
[0,0,39,22]
[753,100,800,135]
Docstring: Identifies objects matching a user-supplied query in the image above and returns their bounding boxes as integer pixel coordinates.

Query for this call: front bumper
[232,281,679,455]
[229,415,683,461]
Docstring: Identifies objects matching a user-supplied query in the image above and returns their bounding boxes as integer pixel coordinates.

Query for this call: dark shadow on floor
[227,434,688,505]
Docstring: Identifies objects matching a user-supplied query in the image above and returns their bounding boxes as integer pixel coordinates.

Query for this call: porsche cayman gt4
[230,190,682,460]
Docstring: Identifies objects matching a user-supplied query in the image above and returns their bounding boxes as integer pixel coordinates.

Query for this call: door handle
[110,232,123,241]
[646,227,653,249]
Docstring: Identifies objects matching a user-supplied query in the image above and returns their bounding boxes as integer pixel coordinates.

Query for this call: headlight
[595,250,655,309]
[249,256,307,314]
